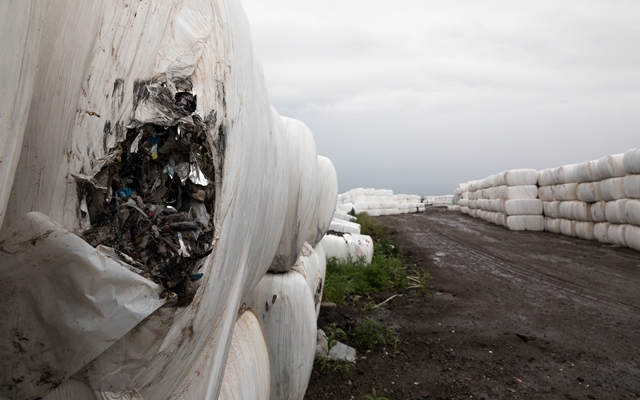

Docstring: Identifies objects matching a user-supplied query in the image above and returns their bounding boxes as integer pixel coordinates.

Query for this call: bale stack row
[538,148,640,251]
[423,195,454,207]
[336,188,424,216]
[456,170,544,231]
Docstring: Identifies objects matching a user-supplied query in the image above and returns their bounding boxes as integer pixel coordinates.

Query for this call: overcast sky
[240,0,640,195]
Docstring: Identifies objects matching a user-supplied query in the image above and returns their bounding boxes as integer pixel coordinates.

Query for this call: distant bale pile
[424,195,454,207]
[336,188,424,216]
[456,169,543,231]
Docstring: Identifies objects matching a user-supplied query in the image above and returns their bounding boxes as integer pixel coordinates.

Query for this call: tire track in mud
[385,210,640,315]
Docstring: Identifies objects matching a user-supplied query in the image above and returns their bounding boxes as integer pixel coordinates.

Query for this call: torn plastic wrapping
[0,212,169,400]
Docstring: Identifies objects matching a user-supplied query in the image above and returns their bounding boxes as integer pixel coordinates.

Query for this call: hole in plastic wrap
[76,88,216,307]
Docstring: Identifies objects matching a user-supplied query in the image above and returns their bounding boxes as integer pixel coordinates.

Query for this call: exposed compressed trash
[75,96,215,306]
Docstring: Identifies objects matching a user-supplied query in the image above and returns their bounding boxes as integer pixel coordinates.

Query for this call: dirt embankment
[305,207,640,400]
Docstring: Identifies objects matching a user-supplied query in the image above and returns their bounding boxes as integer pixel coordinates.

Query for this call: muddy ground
[305,207,640,399]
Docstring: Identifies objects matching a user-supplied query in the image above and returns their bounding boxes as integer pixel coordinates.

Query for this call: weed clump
[354,212,385,238]
[353,318,401,352]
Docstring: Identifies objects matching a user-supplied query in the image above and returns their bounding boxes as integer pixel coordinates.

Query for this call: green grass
[354,212,385,238]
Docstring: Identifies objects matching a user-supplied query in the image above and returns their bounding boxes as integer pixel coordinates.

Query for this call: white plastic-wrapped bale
[502,200,542,216]
[538,186,555,202]
[623,148,640,174]
[573,161,599,183]
[292,243,327,319]
[537,169,553,187]
[42,379,95,400]
[461,206,469,215]
[575,222,596,241]
[320,233,374,264]
[554,184,579,201]
[605,199,630,224]
[329,219,361,235]
[504,169,538,186]
[497,185,538,200]
[595,154,627,179]
[576,182,603,203]
[336,203,354,213]
[505,216,544,231]
[545,218,562,234]
[333,210,355,222]
[600,177,627,201]
[307,157,338,247]
[623,175,640,199]
[626,200,640,226]
[543,201,562,219]
[625,225,640,252]
[0,1,327,398]
[270,117,319,272]
[607,224,628,247]
[590,201,608,222]
[244,269,316,400]
[558,201,591,222]
[218,310,270,400]
[594,223,611,244]
[560,219,577,237]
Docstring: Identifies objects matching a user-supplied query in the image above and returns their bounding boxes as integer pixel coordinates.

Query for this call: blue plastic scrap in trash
[190,273,204,282]
[118,187,133,198]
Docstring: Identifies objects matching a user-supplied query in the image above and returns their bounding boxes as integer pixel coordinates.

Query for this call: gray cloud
[241,0,640,195]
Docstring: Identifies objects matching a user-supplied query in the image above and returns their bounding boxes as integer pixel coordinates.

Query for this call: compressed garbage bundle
[538,147,640,252]
[456,169,543,231]
[335,188,424,216]
[0,1,338,399]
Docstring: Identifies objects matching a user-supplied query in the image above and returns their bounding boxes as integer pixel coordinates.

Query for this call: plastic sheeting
[576,182,603,203]
[543,201,561,219]
[590,201,608,223]
[218,310,270,400]
[42,379,95,400]
[623,175,640,199]
[560,219,577,237]
[575,222,595,241]
[497,185,538,200]
[320,233,374,265]
[554,184,579,201]
[0,212,170,400]
[504,169,538,186]
[605,199,629,224]
[594,223,610,244]
[574,161,599,183]
[538,186,555,202]
[623,148,640,174]
[292,243,327,319]
[608,224,628,247]
[244,270,316,400]
[270,117,319,272]
[545,218,561,234]
[595,154,627,179]
[600,177,627,201]
[307,156,338,247]
[502,200,542,216]
[626,200,640,227]
[329,219,361,235]
[558,201,591,222]
[625,225,640,252]
[505,215,544,231]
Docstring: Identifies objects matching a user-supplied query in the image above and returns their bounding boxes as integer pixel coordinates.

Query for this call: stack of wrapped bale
[455,183,471,215]
[424,195,454,207]
[539,148,640,251]
[459,170,543,231]
[335,188,424,216]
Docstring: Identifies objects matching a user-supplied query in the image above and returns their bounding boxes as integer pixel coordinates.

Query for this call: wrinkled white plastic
[218,310,270,400]
[329,219,361,235]
[504,169,538,186]
[607,224,628,247]
[502,200,543,216]
[270,117,319,271]
[590,201,608,223]
[625,225,640,251]
[505,215,544,231]
[538,186,555,202]
[554,184,579,201]
[623,175,640,199]
[307,156,338,247]
[576,182,603,203]
[574,161,599,183]
[558,201,591,222]
[544,217,561,234]
[560,219,577,237]
[594,222,610,244]
[42,379,95,400]
[600,177,627,201]
[595,154,627,179]
[625,200,640,227]
[575,222,595,241]
[605,199,630,224]
[292,243,327,319]
[543,201,562,219]
[623,148,640,174]
[244,270,316,400]
[0,213,169,400]
[320,233,374,265]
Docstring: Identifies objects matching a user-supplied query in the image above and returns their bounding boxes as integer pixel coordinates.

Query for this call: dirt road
[306,208,640,399]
